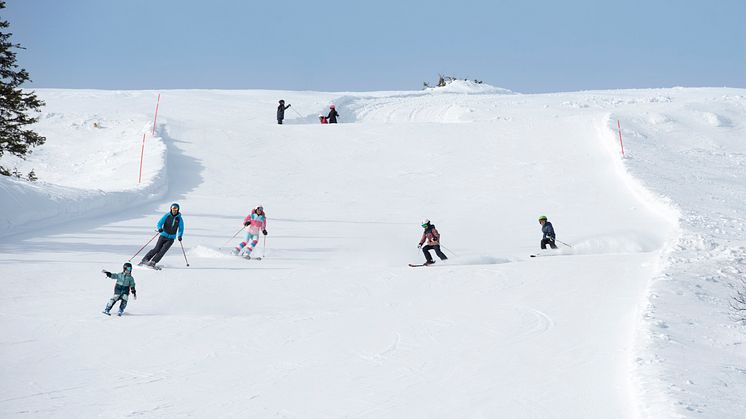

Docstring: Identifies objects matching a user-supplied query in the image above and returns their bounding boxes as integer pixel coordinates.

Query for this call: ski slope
[1,83,744,417]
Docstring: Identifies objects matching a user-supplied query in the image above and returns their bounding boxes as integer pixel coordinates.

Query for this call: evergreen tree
[0,1,45,177]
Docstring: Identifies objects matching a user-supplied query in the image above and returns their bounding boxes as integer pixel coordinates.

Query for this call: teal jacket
[105,271,136,294]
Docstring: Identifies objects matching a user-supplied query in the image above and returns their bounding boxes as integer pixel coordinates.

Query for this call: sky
[5,0,746,93]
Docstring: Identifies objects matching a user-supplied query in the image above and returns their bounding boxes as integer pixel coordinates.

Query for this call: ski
[409,263,433,267]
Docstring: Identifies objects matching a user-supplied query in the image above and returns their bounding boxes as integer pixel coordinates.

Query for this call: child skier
[139,203,185,268]
[101,262,137,316]
[319,114,328,124]
[418,219,448,265]
[327,103,339,123]
[538,215,558,249]
[233,205,268,259]
[277,100,291,124]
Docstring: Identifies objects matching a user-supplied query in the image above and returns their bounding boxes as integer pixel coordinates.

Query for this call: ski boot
[424,260,435,266]
[102,309,111,316]
[117,310,124,317]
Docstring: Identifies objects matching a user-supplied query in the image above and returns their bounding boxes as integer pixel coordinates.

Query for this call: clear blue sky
[6,0,745,93]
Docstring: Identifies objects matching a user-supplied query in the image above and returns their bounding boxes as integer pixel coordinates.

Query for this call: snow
[1,86,744,417]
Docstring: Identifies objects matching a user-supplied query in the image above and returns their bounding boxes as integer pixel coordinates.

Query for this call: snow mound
[426,80,514,95]
[702,111,732,127]
[188,245,232,259]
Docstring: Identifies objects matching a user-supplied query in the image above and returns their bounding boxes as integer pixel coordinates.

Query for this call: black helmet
[123,262,133,272]
[279,99,285,103]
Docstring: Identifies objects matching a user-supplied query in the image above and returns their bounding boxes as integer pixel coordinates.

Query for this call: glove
[417,244,422,249]
[132,289,137,300]
[262,229,268,236]
[244,221,250,226]
[178,237,182,242]
[158,228,163,233]
[101,270,111,276]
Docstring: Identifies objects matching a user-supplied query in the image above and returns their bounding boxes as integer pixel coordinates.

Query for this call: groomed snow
[1,86,744,418]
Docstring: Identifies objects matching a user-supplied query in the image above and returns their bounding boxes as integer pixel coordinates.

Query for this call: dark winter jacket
[419,224,441,246]
[277,104,291,120]
[542,221,556,240]
[157,212,184,240]
[327,109,339,123]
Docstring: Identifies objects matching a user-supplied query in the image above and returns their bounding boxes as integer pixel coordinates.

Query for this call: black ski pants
[143,235,174,263]
[423,245,448,262]
[541,238,558,250]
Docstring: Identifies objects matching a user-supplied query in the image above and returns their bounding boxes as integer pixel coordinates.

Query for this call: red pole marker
[138,133,146,184]
[152,93,161,136]
[617,120,625,158]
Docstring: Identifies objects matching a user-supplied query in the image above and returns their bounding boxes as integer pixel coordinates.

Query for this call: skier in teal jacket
[139,203,185,268]
[102,262,137,316]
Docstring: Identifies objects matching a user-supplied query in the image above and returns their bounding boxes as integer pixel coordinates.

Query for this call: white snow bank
[426,79,514,95]
[0,90,168,238]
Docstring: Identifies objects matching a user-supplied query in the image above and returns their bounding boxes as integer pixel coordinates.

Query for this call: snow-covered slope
[0,87,744,418]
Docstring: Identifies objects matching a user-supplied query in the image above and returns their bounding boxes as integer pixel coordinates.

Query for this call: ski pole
[291,107,304,118]
[179,240,190,267]
[221,226,245,248]
[440,244,458,257]
[555,239,573,248]
[262,235,267,258]
[129,231,159,262]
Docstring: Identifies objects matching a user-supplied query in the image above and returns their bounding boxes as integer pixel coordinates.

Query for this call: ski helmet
[123,262,133,272]
[171,203,180,211]
[329,103,335,109]
[256,205,264,211]
[538,215,548,221]
[421,219,430,228]
[279,99,285,104]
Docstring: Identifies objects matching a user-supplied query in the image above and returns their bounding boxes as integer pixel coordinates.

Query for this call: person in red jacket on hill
[418,219,448,265]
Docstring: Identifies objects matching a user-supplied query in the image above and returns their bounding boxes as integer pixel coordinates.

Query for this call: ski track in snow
[1,84,745,418]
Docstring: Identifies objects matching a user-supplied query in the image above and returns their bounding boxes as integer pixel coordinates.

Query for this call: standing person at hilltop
[139,203,185,269]
[327,103,339,124]
[417,219,448,266]
[277,100,291,124]
[538,215,558,249]
[233,205,268,259]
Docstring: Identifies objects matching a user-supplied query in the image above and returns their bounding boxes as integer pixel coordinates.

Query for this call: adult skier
[418,219,448,265]
[139,203,185,268]
[101,262,137,316]
[277,99,291,124]
[326,103,339,124]
[538,215,558,249]
[233,205,268,259]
